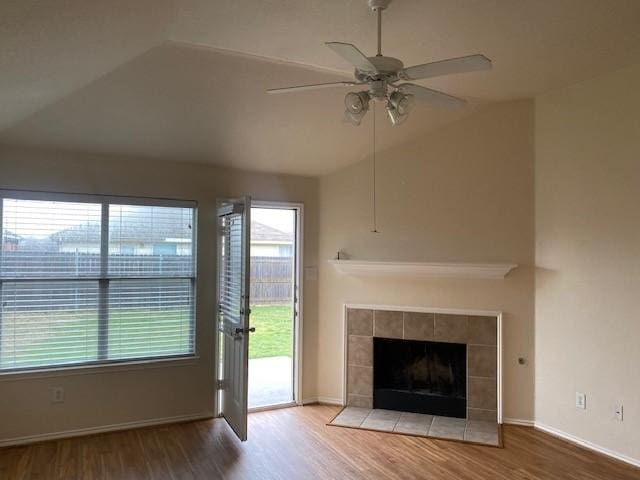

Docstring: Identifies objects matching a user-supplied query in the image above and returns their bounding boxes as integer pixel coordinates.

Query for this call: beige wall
[0,145,319,442]
[535,63,640,461]
[317,100,535,421]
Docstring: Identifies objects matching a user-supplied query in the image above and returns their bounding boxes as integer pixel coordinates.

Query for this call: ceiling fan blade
[399,54,492,81]
[397,83,466,109]
[325,42,377,73]
[266,81,358,95]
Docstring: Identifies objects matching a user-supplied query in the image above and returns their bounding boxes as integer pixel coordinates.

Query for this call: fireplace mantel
[329,260,517,280]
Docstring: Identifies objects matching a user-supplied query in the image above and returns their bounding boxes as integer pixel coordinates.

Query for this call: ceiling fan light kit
[266,0,492,126]
[344,91,371,125]
[386,103,407,126]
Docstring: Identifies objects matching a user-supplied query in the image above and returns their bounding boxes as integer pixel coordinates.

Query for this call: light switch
[304,266,318,281]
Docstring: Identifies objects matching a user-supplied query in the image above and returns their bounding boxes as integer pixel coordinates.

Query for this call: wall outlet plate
[614,403,623,421]
[304,266,318,281]
[52,387,64,403]
[575,391,586,409]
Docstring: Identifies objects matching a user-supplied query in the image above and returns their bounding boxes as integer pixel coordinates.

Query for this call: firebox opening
[373,338,467,418]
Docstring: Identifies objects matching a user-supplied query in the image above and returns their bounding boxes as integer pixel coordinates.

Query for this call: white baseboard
[534,422,640,469]
[301,396,343,406]
[0,411,214,448]
[503,417,535,427]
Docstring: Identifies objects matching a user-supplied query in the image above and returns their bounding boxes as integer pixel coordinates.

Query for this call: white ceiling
[2,0,640,175]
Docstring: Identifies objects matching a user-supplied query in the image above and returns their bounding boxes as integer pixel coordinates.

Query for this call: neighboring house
[1,231,21,251]
[49,210,192,256]
[251,221,293,257]
[45,216,290,257]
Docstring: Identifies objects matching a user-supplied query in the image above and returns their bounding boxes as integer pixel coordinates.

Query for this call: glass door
[247,205,300,410]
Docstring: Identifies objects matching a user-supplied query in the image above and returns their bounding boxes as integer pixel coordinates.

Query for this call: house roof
[2,231,21,242]
[48,216,289,244]
[50,208,191,244]
[251,221,291,243]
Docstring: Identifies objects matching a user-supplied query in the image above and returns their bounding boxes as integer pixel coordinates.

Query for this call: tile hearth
[329,407,501,447]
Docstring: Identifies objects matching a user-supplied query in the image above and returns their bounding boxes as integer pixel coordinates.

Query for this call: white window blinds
[0,192,196,372]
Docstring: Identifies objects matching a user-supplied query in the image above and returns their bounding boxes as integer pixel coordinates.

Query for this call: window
[0,191,196,372]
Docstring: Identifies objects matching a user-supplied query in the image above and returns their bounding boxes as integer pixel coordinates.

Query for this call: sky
[2,199,101,238]
[251,207,295,235]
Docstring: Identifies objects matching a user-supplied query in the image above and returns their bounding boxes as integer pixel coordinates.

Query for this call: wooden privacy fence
[1,252,293,307]
[250,256,293,305]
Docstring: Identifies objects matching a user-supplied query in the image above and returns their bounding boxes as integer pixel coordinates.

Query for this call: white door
[217,197,252,441]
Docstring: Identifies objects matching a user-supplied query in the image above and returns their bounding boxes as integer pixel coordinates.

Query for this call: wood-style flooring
[0,404,638,479]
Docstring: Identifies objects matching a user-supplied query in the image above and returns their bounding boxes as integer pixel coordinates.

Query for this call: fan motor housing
[367,80,388,100]
[355,55,404,81]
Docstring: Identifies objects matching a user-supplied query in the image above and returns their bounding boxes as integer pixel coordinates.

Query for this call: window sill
[0,355,200,382]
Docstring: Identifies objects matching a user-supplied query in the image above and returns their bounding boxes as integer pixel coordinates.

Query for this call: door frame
[248,200,304,410]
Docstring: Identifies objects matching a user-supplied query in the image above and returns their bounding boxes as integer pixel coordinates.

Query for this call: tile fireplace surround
[344,306,501,423]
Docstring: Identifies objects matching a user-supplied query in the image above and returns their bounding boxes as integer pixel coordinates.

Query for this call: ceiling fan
[266,0,492,126]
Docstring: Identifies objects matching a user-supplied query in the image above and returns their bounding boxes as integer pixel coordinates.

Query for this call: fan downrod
[356,0,401,84]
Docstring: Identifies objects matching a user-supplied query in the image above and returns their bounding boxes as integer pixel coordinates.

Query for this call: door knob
[235,327,256,334]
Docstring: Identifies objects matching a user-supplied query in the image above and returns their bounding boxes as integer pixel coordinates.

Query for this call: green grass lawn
[1,304,292,369]
[249,304,293,359]
[0,308,191,369]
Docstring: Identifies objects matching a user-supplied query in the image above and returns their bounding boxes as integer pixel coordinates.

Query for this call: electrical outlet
[614,403,623,422]
[51,387,64,403]
[575,392,586,409]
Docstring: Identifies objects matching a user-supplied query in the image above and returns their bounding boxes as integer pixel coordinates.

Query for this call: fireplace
[374,338,467,418]
[345,308,499,422]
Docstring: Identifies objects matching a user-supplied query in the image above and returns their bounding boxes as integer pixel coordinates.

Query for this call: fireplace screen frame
[373,337,467,418]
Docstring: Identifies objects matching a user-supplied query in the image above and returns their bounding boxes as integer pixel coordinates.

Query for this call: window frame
[0,189,198,374]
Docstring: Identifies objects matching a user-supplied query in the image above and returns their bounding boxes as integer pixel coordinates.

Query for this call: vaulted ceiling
[2,0,640,175]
